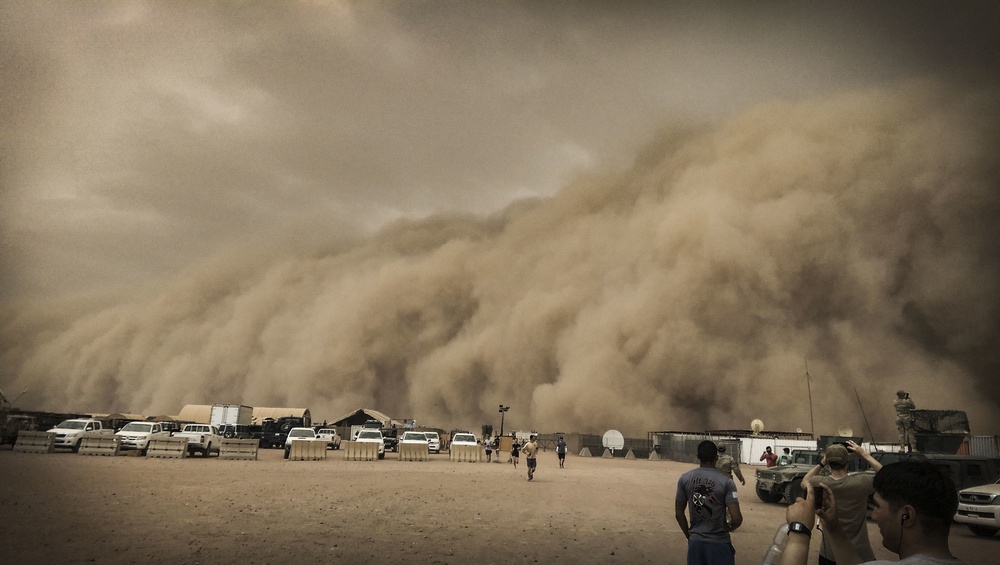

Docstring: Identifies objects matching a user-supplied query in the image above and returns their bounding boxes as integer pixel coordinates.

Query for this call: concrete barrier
[13,431,55,454]
[219,439,259,461]
[343,440,380,461]
[147,437,188,458]
[602,448,613,458]
[398,442,430,461]
[289,439,327,461]
[579,447,592,457]
[625,449,636,460]
[78,432,120,456]
[448,444,483,463]
[648,451,661,461]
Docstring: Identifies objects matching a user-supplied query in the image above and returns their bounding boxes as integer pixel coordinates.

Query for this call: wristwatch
[788,521,811,537]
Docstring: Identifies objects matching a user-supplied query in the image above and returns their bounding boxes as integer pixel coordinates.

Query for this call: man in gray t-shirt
[675,440,742,565]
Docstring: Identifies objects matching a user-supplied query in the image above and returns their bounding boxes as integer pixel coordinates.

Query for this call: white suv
[316,428,341,450]
[355,429,386,459]
[955,479,1000,537]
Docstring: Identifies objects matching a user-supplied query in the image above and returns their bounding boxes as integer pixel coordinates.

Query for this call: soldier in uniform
[715,444,745,486]
[894,390,916,452]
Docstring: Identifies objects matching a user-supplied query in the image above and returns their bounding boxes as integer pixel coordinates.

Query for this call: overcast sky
[2,2,999,434]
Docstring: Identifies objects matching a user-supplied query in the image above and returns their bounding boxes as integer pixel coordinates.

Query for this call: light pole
[498,405,510,437]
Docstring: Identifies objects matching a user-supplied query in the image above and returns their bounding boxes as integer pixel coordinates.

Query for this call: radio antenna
[805,360,816,439]
[854,386,879,452]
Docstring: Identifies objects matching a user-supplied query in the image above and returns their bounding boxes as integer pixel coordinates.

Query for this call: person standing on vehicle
[556,436,567,468]
[715,445,746,486]
[799,441,883,564]
[894,390,916,453]
[761,446,778,467]
[521,433,539,481]
[675,440,742,565]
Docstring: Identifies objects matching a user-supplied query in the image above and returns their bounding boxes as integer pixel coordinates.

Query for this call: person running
[521,433,539,481]
[510,435,520,468]
[556,436,567,468]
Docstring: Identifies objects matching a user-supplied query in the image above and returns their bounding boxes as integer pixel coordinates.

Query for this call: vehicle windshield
[402,433,426,441]
[318,429,336,435]
[186,425,209,432]
[57,420,87,430]
[289,429,315,438]
[121,423,153,432]
[425,433,439,439]
[358,431,381,439]
[454,435,475,443]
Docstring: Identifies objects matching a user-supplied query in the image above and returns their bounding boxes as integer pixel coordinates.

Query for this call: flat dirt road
[0,447,994,564]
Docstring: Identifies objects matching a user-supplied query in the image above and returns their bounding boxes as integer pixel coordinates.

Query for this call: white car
[284,427,318,459]
[355,429,386,459]
[955,479,1000,537]
[423,431,441,453]
[316,428,341,450]
[450,433,478,447]
[115,422,169,455]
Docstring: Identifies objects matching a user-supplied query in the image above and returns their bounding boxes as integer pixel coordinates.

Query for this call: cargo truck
[210,404,253,438]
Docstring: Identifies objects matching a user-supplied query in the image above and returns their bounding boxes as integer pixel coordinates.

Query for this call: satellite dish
[837,427,854,437]
[795,428,803,433]
[602,430,625,451]
[751,419,764,435]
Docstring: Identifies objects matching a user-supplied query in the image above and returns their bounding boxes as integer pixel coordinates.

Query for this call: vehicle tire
[969,525,999,537]
[378,451,385,460]
[283,448,290,459]
[756,484,782,504]
[203,443,212,457]
[72,440,81,453]
[224,430,235,439]
[140,447,148,456]
[783,482,802,504]
[280,422,292,433]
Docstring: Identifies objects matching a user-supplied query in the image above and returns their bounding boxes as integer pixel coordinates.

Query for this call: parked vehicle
[315,428,342,450]
[955,478,1000,537]
[422,431,441,453]
[210,404,253,438]
[258,416,308,448]
[399,431,429,446]
[174,423,223,457]
[115,421,170,455]
[1,413,37,446]
[48,418,109,452]
[355,429,386,459]
[449,433,478,448]
[283,427,319,459]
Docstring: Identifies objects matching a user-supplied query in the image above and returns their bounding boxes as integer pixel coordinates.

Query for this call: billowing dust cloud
[3,82,998,439]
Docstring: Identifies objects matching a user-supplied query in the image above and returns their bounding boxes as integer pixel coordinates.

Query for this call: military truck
[255,415,310,448]
[1,413,37,446]
[755,436,867,504]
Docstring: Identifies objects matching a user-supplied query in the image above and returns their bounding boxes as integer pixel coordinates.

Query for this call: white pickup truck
[48,418,110,452]
[115,421,170,455]
[174,423,223,457]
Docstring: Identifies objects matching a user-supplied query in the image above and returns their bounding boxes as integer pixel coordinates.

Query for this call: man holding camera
[799,440,883,564]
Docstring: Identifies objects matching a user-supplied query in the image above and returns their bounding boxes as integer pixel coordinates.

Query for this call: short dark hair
[697,440,718,463]
[873,460,958,527]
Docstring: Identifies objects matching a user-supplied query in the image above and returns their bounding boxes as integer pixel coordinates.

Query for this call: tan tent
[176,405,212,424]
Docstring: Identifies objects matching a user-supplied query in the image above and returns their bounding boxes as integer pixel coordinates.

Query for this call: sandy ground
[0,447,995,565]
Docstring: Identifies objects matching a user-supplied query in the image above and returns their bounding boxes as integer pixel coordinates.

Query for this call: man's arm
[727,502,743,532]
[781,482,816,565]
[732,460,745,484]
[800,456,826,490]
[674,499,690,539]
[846,440,881,472]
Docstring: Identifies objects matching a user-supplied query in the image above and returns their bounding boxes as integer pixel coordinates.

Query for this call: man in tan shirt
[800,441,882,564]
[521,434,539,481]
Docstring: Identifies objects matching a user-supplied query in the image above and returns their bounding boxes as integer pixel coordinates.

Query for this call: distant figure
[675,440,742,565]
[485,435,493,463]
[556,436,567,468]
[777,447,793,466]
[521,433,539,481]
[715,445,745,486]
[493,436,502,463]
[510,435,520,468]
[894,390,916,452]
[800,440,883,564]
[760,446,777,467]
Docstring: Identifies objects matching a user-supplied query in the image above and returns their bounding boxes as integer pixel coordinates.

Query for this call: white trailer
[210,404,253,438]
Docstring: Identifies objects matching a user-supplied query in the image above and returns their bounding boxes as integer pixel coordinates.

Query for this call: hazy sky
[2,2,999,437]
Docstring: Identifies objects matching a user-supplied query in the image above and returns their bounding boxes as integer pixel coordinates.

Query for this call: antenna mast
[805,360,816,439]
[854,386,878,451]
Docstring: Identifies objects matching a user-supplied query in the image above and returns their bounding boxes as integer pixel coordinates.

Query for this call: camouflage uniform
[715,452,745,484]
[894,390,916,452]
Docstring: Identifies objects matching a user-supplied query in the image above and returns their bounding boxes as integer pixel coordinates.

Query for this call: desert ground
[0,446,994,565]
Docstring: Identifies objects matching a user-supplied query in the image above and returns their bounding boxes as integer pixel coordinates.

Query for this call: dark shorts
[557,452,566,460]
[512,452,519,458]
[686,539,735,565]
[526,457,537,469]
